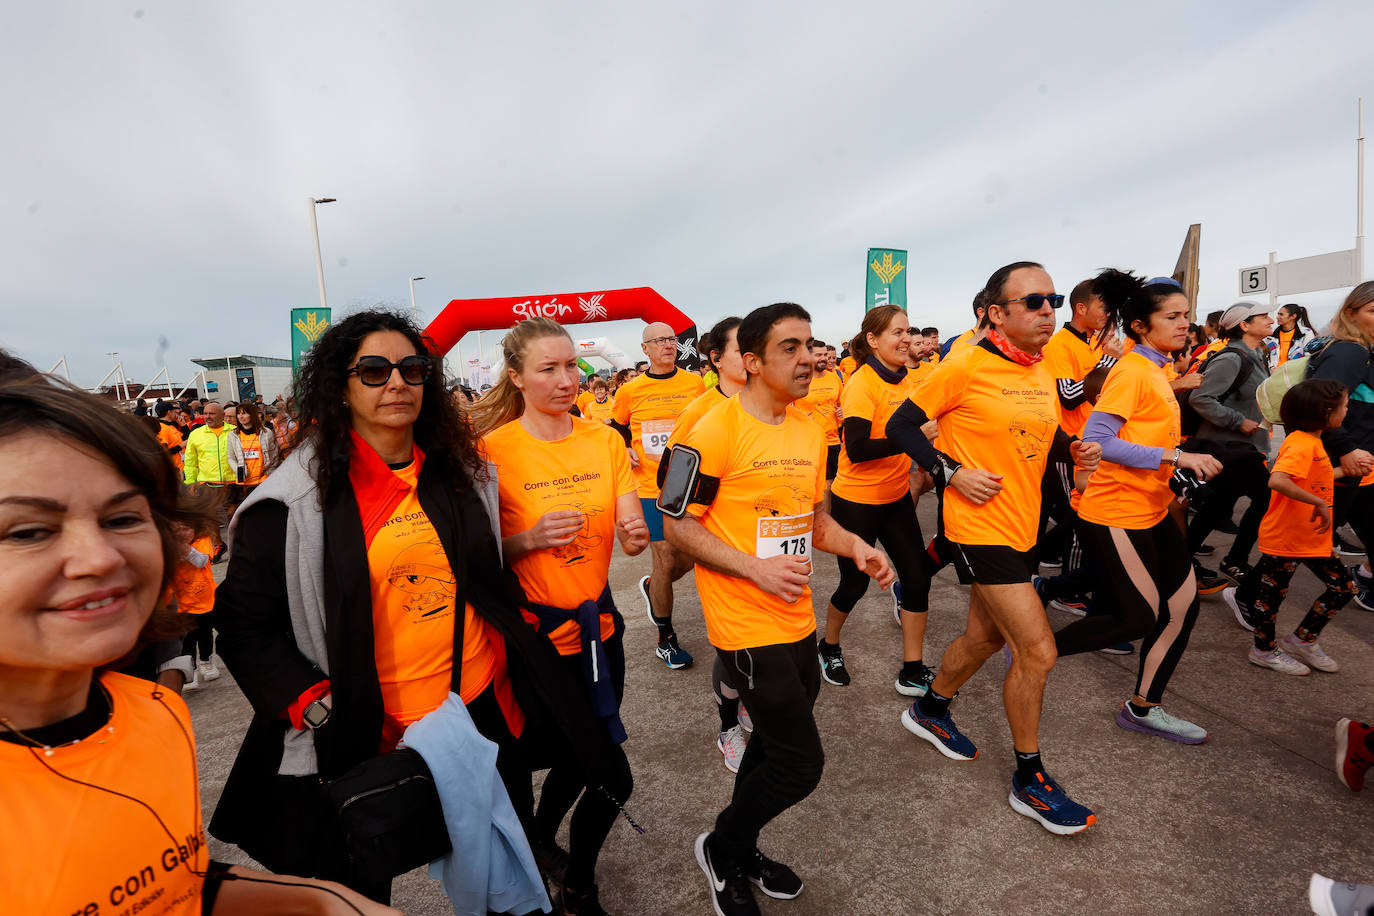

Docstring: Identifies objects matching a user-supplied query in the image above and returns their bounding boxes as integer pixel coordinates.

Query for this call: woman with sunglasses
[0,369,394,915]
[1069,272,1223,744]
[209,311,618,902]
[819,304,936,698]
[472,317,645,915]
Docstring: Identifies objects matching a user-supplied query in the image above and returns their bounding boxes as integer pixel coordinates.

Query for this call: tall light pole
[309,197,336,311]
[409,276,426,323]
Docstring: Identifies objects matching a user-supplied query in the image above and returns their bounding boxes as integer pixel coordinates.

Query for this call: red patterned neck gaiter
[985,327,1043,366]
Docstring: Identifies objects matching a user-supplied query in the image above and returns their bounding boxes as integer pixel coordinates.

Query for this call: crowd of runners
[4,264,1374,916]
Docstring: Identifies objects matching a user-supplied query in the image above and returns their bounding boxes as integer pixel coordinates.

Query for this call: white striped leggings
[1057,515,1200,704]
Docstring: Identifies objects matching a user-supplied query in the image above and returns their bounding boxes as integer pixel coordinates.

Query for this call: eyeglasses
[995,293,1065,311]
[644,336,677,347]
[347,355,433,387]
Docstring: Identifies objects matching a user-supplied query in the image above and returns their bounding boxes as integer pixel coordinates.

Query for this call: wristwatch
[302,697,332,729]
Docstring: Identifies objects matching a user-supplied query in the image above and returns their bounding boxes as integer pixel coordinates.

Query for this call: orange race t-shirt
[367,461,497,724]
[682,398,827,651]
[1,671,208,916]
[483,418,637,655]
[838,355,858,379]
[238,431,265,484]
[947,328,978,356]
[831,363,916,505]
[612,368,705,498]
[1258,430,1336,558]
[170,535,216,614]
[668,386,730,447]
[1275,328,1296,367]
[157,422,184,471]
[1042,325,1109,438]
[911,343,1059,551]
[576,390,594,414]
[581,393,617,424]
[794,371,843,446]
[1077,351,1181,530]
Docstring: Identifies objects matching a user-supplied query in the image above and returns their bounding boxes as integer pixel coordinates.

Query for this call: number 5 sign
[1238,266,1269,294]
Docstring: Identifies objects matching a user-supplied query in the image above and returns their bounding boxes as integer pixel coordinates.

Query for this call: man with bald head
[612,322,706,669]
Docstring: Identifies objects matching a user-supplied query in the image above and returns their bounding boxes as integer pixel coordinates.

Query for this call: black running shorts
[949,542,1038,586]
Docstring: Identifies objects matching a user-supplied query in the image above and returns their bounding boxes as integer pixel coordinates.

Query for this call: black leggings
[1236,554,1356,651]
[1058,515,1200,703]
[1334,483,1374,555]
[531,639,633,891]
[827,492,929,615]
[713,634,823,864]
[182,613,215,664]
[1186,443,1270,565]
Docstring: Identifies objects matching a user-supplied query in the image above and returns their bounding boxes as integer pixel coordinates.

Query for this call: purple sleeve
[1082,411,1165,471]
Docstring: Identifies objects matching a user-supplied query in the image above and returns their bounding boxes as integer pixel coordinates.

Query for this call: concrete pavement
[189,500,1374,915]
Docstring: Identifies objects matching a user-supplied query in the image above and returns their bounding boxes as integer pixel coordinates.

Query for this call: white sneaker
[737,702,753,733]
[183,673,200,692]
[198,660,221,681]
[716,725,747,774]
[1222,587,1256,632]
[1248,646,1310,676]
[1279,634,1340,672]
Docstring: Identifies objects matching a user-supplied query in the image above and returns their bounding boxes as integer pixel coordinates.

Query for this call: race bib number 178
[756,514,813,565]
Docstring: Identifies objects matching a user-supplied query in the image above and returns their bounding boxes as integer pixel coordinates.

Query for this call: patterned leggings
[1237,554,1356,651]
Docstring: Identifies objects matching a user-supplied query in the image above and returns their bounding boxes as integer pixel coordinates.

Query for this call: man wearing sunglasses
[886,262,1104,837]
[612,322,705,670]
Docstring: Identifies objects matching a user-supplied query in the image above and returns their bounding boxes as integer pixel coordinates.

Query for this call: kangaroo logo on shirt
[387,540,455,617]
[551,502,604,565]
[1009,410,1055,461]
[753,485,811,517]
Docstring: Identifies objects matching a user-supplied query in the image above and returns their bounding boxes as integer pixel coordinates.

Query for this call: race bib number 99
[641,419,674,459]
[756,514,813,564]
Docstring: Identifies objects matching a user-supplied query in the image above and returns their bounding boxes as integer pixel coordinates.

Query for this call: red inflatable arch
[424,286,702,369]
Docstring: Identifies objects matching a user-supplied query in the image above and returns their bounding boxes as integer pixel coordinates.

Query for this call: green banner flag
[865,248,908,311]
[291,308,331,371]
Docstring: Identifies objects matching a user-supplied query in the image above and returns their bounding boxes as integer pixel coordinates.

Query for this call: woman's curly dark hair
[292,309,484,497]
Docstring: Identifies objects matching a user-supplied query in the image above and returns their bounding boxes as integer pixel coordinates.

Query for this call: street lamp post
[309,197,336,311]
[409,276,426,323]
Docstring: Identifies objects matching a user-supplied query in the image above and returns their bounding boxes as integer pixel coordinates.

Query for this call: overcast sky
[3,0,1371,386]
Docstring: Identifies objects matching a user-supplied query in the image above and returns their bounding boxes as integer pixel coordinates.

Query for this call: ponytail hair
[1092,268,1184,343]
[468,318,572,437]
[705,316,743,371]
[1281,303,1316,336]
[851,304,905,366]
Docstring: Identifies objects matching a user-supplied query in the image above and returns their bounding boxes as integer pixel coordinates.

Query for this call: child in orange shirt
[171,523,221,687]
[1224,379,1357,675]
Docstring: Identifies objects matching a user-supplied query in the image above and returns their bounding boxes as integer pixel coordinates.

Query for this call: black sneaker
[694,832,760,916]
[1219,562,1250,585]
[745,848,803,900]
[818,643,850,686]
[1193,562,1228,596]
[1336,532,1366,557]
[561,883,610,916]
[1193,544,1215,557]
[531,839,570,885]
[894,664,936,697]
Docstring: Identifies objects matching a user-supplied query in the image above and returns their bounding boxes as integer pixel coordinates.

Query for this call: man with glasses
[886,262,1104,836]
[612,322,705,669]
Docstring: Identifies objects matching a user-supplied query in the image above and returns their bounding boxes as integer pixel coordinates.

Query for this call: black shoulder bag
[323,489,469,884]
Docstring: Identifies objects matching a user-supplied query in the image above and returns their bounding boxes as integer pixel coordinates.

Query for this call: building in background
[191,355,294,402]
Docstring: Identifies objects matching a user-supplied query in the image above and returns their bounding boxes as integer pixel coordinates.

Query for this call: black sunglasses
[995,293,1065,311]
[348,355,433,387]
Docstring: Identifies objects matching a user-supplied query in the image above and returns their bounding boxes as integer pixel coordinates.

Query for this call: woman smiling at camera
[0,369,394,915]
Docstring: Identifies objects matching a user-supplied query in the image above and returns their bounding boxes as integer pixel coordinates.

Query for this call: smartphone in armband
[657,444,702,519]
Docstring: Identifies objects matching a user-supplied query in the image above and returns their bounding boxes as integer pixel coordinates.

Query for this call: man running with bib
[611,321,705,669]
[665,303,893,916]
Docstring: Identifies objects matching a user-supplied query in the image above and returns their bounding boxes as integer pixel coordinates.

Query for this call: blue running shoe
[655,633,694,669]
[900,702,977,761]
[1008,770,1097,836]
[892,580,904,626]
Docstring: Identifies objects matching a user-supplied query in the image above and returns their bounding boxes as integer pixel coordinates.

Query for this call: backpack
[1255,337,1331,424]
[1177,348,1253,437]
